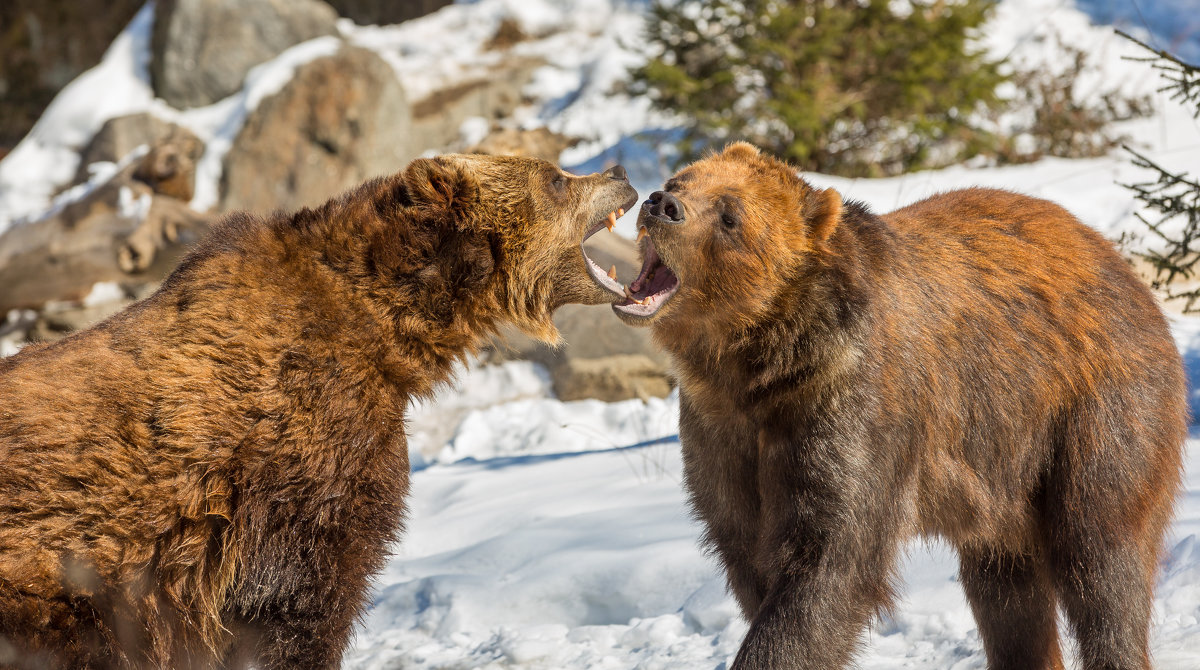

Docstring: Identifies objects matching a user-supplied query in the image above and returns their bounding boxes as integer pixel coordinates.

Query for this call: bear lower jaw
[581,204,636,300]
[612,237,680,319]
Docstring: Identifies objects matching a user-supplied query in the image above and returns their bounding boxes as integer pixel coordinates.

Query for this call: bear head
[381,154,638,343]
[610,143,843,337]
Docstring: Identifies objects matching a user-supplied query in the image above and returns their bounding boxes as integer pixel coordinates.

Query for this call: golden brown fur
[623,143,1186,670]
[0,154,636,668]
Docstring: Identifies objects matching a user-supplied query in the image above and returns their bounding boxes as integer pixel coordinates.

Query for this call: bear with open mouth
[601,142,1186,670]
[0,154,636,669]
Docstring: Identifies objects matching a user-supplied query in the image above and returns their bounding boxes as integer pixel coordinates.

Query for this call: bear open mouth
[581,198,638,299]
[612,235,680,318]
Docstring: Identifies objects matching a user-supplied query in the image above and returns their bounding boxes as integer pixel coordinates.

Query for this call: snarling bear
[0,155,637,669]
[606,142,1185,670]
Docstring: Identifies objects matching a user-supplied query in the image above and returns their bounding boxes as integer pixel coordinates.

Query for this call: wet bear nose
[646,191,684,223]
[604,165,628,182]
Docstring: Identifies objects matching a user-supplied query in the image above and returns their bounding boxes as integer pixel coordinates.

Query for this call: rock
[76,114,204,202]
[484,18,530,51]
[117,192,212,274]
[469,127,578,163]
[219,46,414,215]
[0,160,214,313]
[488,232,672,402]
[150,0,338,109]
[551,354,671,403]
[325,0,452,26]
[410,59,542,155]
[0,0,144,154]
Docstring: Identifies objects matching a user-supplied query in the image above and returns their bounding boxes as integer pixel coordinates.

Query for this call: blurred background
[1,1,1199,668]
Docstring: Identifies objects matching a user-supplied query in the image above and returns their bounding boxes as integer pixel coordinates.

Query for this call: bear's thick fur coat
[618,143,1186,670]
[0,154,636,669]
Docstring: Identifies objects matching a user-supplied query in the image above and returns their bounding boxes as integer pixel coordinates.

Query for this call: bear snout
[644,191,684,223]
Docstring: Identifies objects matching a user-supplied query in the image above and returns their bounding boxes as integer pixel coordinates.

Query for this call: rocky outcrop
[469,127,577,163]
[0,0,144,154]
[410,59,542,155]
[219,46,414,215]
[551,354,671,402]
[325,0,452,26]
[150,0,338,109]
[0,151,213,314]
[75,114,204,202]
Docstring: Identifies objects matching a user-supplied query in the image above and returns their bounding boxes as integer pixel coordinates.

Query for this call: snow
[0,0,1198,667]
[0,3,344,231]
[0,3,157,232]
[82,282,128,309]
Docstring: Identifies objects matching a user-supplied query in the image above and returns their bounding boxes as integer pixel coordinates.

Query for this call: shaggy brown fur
[0,154,637,669]
[617,143,1187,670]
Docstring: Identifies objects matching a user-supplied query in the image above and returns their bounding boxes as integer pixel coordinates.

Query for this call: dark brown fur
[0,154,636,668]
[625,143,1187,669]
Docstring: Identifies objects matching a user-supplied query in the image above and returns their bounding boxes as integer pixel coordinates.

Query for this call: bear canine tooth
[637,227,648,242]
[618,208,625,217]
[607,265,618,281]
[606,212,617,230]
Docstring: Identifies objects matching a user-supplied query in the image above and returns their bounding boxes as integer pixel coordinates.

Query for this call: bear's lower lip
[612,237,680,319]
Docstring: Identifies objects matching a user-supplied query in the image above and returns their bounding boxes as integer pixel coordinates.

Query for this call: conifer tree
[631,0,1007,176]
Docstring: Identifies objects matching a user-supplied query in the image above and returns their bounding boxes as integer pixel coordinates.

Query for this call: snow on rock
[0,3,343,230]
[0,3,157,233]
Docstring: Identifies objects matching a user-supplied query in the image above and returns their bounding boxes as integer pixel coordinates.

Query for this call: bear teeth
[607,265,618,281]
[606,211,617,230]
[623,285,650,305]
[637,227,648,242]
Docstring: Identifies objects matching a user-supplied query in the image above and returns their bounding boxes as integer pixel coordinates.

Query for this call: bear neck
[262,178,509,398]
[665,208,884,408]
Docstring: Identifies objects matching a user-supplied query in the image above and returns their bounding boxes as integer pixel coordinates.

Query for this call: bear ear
[403,158,480,214]
[804,187,842,250]
[723,142,761,161]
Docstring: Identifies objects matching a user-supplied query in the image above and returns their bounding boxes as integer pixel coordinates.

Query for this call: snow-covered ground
[1,0,1199,667]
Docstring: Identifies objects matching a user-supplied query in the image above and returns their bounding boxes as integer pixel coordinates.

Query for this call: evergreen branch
[1122,145,1200,310]
[1117,29,1200,116]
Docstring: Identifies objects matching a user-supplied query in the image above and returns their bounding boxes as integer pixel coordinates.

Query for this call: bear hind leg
[1040,405,1176,670]
[958,547,1064,670]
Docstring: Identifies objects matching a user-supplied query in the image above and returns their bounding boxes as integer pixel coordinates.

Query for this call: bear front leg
[679,392,767,615]
[731,431,909,670]
[225,577,363,670]
[246,610,356,670]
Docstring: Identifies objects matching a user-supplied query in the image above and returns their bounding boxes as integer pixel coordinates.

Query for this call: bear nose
[645,191,684,223]
[604,164,628,181]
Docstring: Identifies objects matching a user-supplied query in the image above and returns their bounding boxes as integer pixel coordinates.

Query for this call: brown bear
[608,143,1186,670]
[0,154,637,669]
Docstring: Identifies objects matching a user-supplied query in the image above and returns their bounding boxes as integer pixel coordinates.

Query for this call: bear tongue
[630,240,664,294]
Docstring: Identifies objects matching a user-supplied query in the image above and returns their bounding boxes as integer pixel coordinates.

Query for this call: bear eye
[552,175,567,191]
[720,213,738,229]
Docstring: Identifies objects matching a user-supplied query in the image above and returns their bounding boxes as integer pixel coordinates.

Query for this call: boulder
[0,0,144,154]
[551,354,671,403]
[219,46,414,215]
[76,114,204,202]
[325,0,452,26]
[469,127,577,163]
[410,59,542,155]
[150,0,338,109]
[0,157,213,313]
